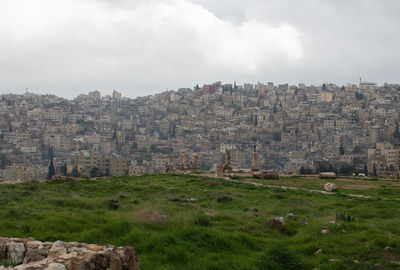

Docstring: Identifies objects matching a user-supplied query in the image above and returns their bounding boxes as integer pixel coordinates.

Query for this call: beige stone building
[67,152,127,176]
[321,92,333,102]
[368,143,400,174]
[3,165,46,182]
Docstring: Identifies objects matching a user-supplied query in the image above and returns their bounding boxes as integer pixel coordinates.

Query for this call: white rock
[286,213,297,220]
[266,217,286,229]
[59,252,79,260]
[44,263,67,270]
[6,242,26,265]
[328,220,338,225]
[48,246,67,258]
[52,241,65,248]
[26,241,42,249]
[14,262,47,270]
[324,183,337,192]
[321,228,330,235]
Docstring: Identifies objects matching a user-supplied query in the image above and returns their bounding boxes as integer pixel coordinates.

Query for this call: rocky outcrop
[0,238,139,270]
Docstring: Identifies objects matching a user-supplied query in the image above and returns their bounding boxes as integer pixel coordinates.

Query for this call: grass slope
[0,174,400,269]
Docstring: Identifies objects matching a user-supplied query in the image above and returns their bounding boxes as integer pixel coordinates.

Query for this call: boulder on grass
[266,217,285,230]
[324,183,337,192]
[319,172,336,179]
[253,171,279,180]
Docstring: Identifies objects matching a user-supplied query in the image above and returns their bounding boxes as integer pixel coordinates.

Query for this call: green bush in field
[336,212,355,222]
[217,195,233,203]
[194,215,212,226]
[104,198,120,210]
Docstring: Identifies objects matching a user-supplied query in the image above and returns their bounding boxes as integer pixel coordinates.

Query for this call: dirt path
[220,177,400,201]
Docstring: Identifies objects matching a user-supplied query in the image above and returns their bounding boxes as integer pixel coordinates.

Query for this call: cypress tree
[60,163,67,176]
[47,158,55,180]
[339,143,345,155]
[71,166,80,177]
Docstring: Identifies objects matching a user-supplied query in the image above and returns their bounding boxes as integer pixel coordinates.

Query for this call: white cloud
[124,0,304,72]
[0,0,304,97]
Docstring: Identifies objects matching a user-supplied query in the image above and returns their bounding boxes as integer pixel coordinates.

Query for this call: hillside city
[1,79,400,182]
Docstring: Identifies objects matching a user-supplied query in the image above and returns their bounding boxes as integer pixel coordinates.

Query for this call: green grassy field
[1,174,400,269]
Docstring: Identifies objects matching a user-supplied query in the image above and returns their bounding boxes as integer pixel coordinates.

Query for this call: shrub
[0,259,11,267]
[22,224,33,234]
[105,199,120,210]
[217,195,233,203]
[336,212,355,222]
[194,215,212,226]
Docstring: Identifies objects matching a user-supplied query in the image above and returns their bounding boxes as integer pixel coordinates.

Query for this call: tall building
[113,90,122,100]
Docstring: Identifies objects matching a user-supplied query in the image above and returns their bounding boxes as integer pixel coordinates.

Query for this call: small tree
[71,166,80,177]
[60,163,67,176]
[90,167,99,178]
[389,164,396,172]
[47,158,55,180]
[339,143,345,155]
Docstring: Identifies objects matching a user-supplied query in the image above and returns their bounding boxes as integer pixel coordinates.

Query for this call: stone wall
[0,238,139,270]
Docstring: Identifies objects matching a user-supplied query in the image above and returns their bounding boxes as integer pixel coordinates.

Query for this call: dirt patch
[134,207,168,226]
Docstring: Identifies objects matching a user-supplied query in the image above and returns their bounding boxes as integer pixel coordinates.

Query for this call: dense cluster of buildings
[1,80,400,182]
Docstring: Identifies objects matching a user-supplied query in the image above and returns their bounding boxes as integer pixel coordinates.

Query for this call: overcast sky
[0,0,399,98]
